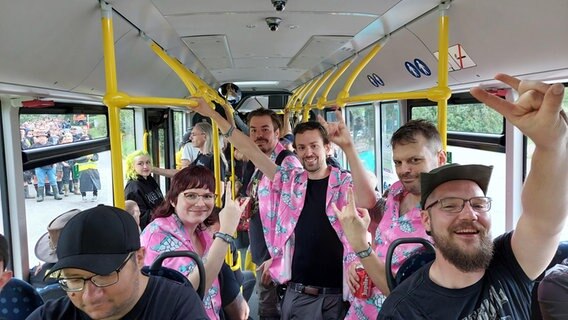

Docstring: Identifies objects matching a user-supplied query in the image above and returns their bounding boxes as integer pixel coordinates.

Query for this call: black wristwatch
[214,232,235,245]
[355,243,373,259]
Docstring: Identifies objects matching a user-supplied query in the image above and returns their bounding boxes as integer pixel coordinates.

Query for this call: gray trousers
[255,269,281,319]
[280,288,348,320]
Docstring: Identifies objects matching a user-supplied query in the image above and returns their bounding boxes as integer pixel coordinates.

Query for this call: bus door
[145,108,175,191]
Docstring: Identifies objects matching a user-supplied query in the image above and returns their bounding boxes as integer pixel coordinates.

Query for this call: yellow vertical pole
[222,101,236,199]
[100,1,125,208]
[437,3,451,151]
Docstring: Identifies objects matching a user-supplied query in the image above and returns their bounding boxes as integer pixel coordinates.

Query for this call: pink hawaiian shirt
[258,165,358,300]
[345,180,431,320]
[140,214,222,320]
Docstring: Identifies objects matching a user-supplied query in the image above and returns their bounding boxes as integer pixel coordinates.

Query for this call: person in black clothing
[27,205,208,320]
[374,74,568,319]
[124,150,164,230]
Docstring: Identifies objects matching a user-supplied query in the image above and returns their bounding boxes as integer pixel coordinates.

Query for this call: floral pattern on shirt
[345,181,431,320]
[258,165,358,300]
[140,214,222,320]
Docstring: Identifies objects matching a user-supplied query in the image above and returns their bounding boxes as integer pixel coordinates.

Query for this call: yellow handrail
[317,57,355,110]
[305,68,336,109]
[336,37,388,107]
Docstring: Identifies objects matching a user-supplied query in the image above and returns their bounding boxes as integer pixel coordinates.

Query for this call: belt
[287,282,342,296]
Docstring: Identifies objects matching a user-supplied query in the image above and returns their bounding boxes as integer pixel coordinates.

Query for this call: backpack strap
[275,149,295,166]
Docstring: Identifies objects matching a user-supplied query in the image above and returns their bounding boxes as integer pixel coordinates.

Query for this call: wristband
[222,125,235,138]
[355,243,373,259]
[213,232,235,245]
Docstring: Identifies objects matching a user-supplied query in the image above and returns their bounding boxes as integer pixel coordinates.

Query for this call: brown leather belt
[287,282,342,296]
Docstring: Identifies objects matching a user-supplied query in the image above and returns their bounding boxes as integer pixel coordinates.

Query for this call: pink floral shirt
[140,214,221,320]
[258,165,358,300]
[345,181,431,320]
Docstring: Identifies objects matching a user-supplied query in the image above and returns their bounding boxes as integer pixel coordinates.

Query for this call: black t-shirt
[291,176,343,288]
[124,175,164,229]
[27,276,208,320]
[378,231,533,320]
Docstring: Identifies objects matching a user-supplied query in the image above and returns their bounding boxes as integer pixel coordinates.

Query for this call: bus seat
[385,237,436,292]
[36,283,66,301]
[0,278,44,320]
[531,241,568,320]
[141,250,205,300]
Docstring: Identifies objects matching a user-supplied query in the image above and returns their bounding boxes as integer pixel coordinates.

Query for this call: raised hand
[470,74,567,150]
[219,181,250,235]
[317,109,353,148]
[188,96,217,118]
[332,187,371,252]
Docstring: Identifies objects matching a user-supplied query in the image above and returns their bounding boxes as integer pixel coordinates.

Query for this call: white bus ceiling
[0,0,567,102]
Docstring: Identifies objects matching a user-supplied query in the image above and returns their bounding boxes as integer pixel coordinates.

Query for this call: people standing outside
[74,136,101,202]
[124,150,164,230]
[32,130,62,202]
[58,132,75,196]
[375,74,568,318]
[140,166,249,319]
[190,98,377,319]
[338,119,446,319]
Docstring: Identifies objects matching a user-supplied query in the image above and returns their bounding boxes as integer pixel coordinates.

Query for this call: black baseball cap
[46,205,140,278]
[420,163,493,209]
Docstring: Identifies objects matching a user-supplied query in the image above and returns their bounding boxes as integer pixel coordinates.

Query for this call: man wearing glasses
[376,75,568,318]
[28,205,208,319]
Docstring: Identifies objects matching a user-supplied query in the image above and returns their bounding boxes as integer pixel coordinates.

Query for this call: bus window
[25,151,114,268]
[347,104,377,174]
[120,109,136,156]
[525,87,568,239]
[380,101,401,192]
[411,104,507,237]
[20,114,108,150]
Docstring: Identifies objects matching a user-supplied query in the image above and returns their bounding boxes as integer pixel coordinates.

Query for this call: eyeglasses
[425,196,492,214]
[58,252,134,292]
[183,192,217,203]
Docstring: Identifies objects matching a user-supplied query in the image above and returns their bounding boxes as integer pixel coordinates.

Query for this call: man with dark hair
[190,98,377,319]
[28,205,208,319]
[236,107,301,320]
[337,119,446,319]
[373,74,568,318]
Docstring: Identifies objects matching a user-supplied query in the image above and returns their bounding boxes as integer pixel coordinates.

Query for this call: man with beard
[338,119,446,320]
[375,74,568,319]
[189,99,377,319]
[238,108,302,320]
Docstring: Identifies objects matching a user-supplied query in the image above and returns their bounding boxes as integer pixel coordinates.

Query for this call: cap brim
[34,232,58,263]
[46,253,129,280]
[421,164,493,209]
